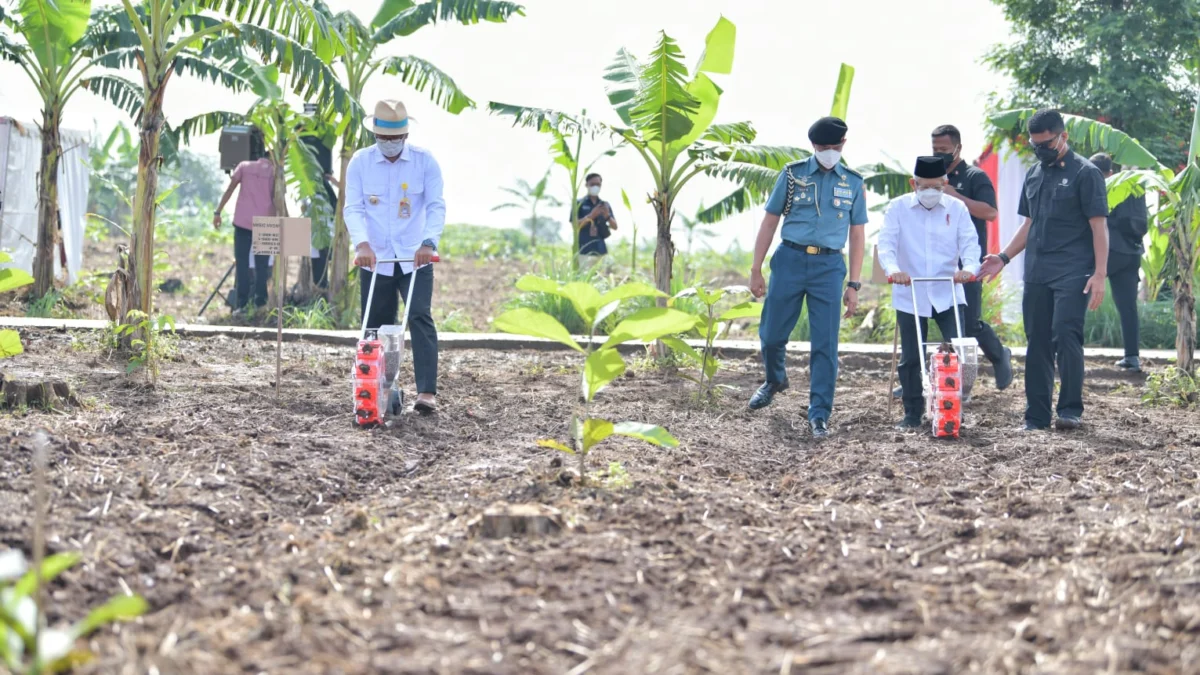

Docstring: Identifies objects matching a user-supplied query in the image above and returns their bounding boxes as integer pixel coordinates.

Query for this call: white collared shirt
[877,193,981,318]
[344,143,446,276]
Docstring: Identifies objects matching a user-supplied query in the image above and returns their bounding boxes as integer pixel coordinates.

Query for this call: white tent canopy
[0,117,88,285]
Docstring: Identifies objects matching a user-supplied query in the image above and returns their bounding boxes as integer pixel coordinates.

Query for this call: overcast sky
[0,0,1014,250]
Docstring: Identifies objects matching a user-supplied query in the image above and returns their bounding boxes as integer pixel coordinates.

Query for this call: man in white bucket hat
[344,99,446,414]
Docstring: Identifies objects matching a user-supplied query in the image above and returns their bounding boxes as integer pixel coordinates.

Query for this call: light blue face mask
[376,139,405,158]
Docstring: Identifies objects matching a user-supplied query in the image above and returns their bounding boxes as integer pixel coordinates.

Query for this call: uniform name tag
[833,187,853,199]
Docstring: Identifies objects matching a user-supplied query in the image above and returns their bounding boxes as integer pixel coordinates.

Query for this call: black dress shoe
[1055,415,1082,431]
[1115,356,1142,372]
[810,418,830,438]
[994,347,1014,391]
[1020,421,1049,432]
[895,416,923,431]
[748,380,788,410]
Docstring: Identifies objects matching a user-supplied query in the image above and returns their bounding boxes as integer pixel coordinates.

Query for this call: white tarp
[994,142,1032,323]
[0,117,88,285]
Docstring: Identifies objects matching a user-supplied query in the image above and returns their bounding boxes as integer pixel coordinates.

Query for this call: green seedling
[1142,366,1198,408]
[664,285,762,399]
[110,311,176,382]
[0,549,147,674]
[0,252,36,358]
[494,275,691,479]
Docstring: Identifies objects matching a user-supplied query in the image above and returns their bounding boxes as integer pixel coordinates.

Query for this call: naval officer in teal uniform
[748,116,868,438]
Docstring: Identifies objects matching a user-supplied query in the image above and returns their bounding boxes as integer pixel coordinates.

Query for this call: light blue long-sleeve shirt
[343,143,445,276]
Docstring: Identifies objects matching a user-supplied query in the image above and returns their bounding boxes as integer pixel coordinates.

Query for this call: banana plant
[167,59,336,304]
[492,17,807,291]
[319,0,524,312]
[0,252,35,358]
[662,285,761,399]
[0,549,147,673]
[485,106,620,264]
[493,275,694,479]
[491,169,563,247]
[77,0,349,334]
[0,0,97,298]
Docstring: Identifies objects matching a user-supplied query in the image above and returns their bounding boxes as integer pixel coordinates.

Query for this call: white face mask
[917,188,943,209]
[814,149,841,169]
[588,185,601,197]
[376,139,405,158]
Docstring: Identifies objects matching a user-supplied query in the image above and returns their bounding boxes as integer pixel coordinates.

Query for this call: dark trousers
[758,246,845,421]
[311,247,331,289]
[897,306,962,419]
[1108,252,1141,358]
[360,265,438,394]
[233,227,271,308]
[962,280,1007,364]
[1023,275,1090,426]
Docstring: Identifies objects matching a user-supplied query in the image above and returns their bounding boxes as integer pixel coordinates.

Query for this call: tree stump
[0,374,77,410]
[470,503,564,539]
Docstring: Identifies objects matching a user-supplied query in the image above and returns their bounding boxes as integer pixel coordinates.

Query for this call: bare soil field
[1,329,1198,674]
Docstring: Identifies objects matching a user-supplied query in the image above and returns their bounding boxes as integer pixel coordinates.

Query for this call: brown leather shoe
[414,393,437,415]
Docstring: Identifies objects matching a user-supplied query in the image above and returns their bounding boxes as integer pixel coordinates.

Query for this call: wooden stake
[888,322,898,419]
[275,258,283,398]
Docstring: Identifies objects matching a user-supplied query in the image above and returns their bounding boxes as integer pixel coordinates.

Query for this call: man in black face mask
[979,109,1109,431]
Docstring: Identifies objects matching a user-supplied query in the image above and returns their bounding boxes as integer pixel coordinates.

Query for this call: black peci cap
[808,116,848,145]
[914,156,947,179]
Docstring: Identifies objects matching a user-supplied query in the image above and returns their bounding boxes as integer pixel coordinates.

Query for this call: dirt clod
[471,503,564,539]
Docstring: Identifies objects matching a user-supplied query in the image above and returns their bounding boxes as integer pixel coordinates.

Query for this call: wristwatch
[997,252,1011,265]
[846,281,862,291]
[422,238,437,251]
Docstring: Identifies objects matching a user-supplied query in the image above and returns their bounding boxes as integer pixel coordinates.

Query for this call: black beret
[914,156,946,179]
[808,116,848,145]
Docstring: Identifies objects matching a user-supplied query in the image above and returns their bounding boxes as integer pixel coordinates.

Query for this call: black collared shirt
[1017,151,1109,284]
[574,197,612,255]
[946,160,997,261]
[1108,194,1148,256]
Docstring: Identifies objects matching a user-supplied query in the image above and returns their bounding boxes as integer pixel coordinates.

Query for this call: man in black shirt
[1090,152,1147,372]
[573,173,618,269]
[980,110,1109,431]
[932,125,1014,391]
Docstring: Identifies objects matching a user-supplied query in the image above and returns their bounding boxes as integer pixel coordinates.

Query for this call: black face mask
[935,151,957,171]
[1033,136,1062,166]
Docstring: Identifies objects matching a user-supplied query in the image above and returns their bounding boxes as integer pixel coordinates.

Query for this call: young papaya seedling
[664,285,763,400]
[494,275,693,479]
[0,549,148,674]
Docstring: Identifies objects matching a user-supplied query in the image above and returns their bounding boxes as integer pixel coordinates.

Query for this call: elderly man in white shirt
[878,156,981,430]
[345,100,446,414]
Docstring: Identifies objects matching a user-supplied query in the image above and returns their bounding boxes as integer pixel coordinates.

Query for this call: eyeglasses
[1030,135,1061,151]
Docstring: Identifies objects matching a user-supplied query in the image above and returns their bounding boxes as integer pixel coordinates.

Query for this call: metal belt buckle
[805,245,820,254]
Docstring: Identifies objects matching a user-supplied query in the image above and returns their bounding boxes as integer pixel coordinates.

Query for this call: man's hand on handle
[953,270,975,284]
[415,245,436,268]
[354,242,377,269]
[889,272,912,286]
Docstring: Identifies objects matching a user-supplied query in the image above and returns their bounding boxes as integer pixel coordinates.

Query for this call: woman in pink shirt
[214,156,276,311]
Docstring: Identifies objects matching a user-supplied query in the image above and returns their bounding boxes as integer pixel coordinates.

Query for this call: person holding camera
[574,173,618,269]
